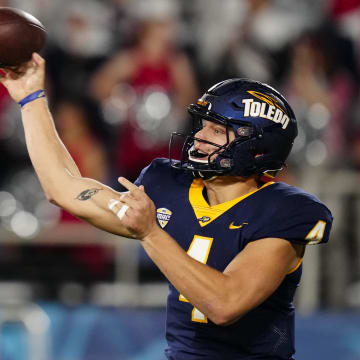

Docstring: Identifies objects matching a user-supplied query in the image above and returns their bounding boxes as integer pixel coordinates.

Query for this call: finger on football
[32,52,44,64]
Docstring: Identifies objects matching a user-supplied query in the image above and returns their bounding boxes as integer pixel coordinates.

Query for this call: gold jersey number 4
[179,235,213,323]
[179,220,326,323]
[305,220,326,245]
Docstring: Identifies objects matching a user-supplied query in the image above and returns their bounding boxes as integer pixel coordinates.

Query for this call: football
[0,7,46,67]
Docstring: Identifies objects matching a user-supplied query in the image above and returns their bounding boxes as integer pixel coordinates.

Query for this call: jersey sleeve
[250,194,333,245]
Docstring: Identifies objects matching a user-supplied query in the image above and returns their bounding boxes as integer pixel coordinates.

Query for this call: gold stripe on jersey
[287,257,303,275]
[189,179,274,227]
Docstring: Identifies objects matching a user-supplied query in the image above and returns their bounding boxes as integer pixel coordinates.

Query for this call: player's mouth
[188,148,211,163]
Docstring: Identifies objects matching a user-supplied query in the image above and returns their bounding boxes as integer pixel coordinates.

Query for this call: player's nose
[194,126,209,142]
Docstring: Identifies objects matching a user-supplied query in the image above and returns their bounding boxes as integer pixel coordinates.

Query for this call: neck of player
[203,175,261,206]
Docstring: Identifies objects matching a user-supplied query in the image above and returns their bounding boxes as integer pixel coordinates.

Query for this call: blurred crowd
[0,0,360,305]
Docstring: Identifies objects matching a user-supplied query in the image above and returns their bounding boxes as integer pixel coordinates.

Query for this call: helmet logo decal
[247,91,285,112]
[242,92,290,129]
[156,208,172,228]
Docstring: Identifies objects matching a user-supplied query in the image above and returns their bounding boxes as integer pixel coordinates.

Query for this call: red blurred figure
[91,16,197,181]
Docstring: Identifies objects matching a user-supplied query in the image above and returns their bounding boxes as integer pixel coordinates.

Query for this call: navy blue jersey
[135,159,333,360]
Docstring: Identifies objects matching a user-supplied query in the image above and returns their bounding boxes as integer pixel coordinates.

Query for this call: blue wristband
[18,90,46,108]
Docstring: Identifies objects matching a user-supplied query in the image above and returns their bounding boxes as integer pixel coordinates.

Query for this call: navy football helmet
[169,78,297,178]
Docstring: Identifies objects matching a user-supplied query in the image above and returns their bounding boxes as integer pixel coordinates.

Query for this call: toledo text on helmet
[242,91,290,129]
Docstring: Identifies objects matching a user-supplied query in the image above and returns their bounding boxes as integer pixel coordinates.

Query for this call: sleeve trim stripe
[287,257,303,275]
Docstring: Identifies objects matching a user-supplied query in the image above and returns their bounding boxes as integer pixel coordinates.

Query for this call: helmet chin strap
[204,175,218,181]
[189,158,224,180]
[192,170,218,181]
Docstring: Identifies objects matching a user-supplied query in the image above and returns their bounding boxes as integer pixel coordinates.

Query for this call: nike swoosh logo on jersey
[229,222,248,230]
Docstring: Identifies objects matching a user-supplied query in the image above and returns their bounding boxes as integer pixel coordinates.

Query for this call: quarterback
[0,54,332,360]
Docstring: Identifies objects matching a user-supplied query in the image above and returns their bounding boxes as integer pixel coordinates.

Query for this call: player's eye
[214,127,225,135]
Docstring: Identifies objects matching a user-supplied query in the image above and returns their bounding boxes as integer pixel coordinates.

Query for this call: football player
[1,54,332,360]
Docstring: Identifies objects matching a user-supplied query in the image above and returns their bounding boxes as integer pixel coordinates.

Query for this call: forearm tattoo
[76,188,103,201]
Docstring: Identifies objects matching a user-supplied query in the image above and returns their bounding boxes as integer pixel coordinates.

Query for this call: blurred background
[0,0,359,358]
